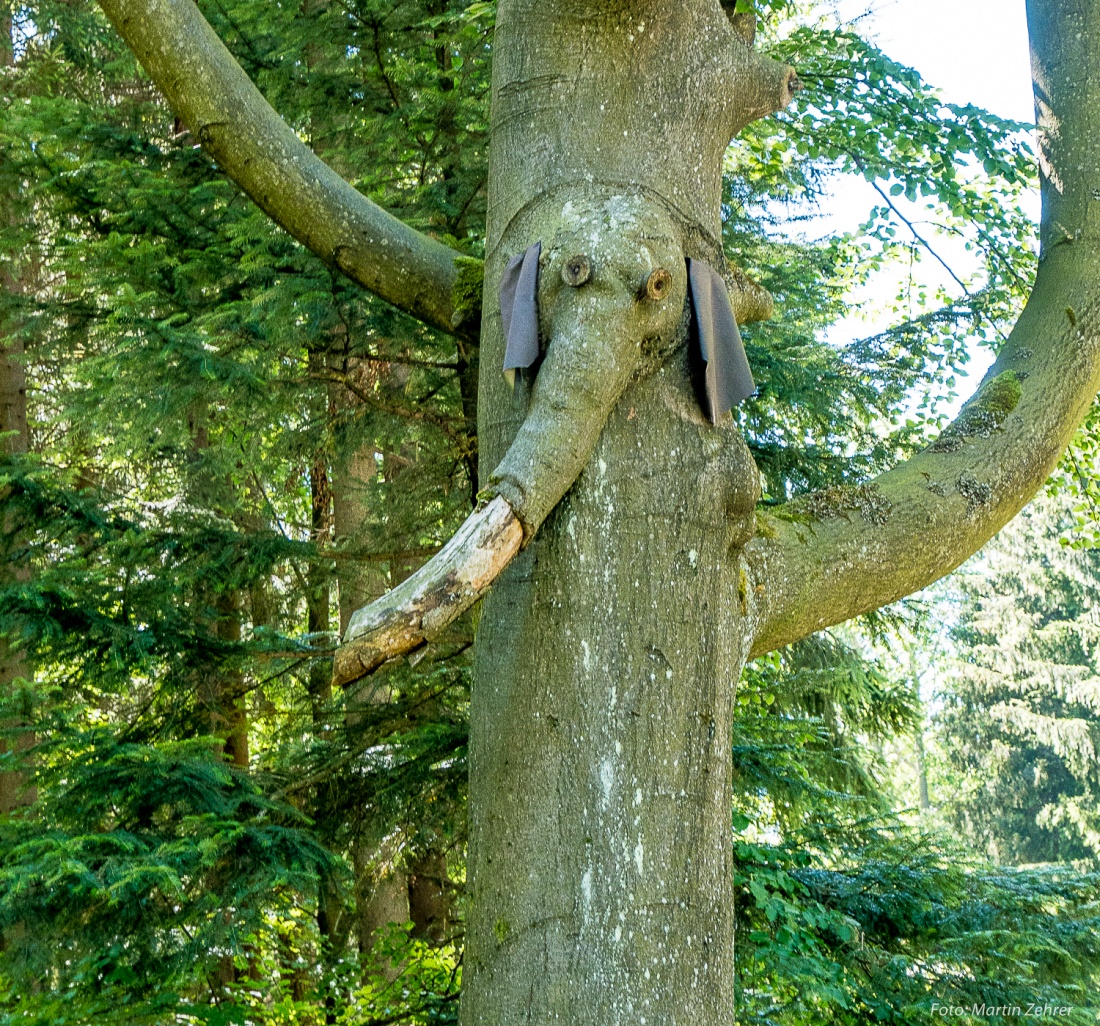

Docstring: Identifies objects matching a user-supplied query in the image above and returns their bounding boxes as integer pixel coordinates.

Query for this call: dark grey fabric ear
[500,241,542,388]
[687,257,756,423]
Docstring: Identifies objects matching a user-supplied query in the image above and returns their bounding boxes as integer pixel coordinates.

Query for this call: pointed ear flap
[687,257,756,423]
[499,241,542,389]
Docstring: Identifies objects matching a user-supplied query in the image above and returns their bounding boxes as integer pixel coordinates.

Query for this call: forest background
[2,0,1100,1023]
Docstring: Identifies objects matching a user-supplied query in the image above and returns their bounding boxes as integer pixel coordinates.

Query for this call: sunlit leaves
[730,25,1038,499]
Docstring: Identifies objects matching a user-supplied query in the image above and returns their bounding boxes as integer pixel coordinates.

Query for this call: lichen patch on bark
[956,471,994,515]
[947,370,1024,439]
[782,483,893,526]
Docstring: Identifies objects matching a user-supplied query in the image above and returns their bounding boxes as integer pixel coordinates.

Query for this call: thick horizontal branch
[745,0,1100,657]
[98,0,478,337]
[332,496,522,688]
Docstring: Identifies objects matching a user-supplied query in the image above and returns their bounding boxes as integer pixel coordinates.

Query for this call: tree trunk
[308,451,334,712]
[0,321,32,816]
[910,648,932,813]
[215,590,249,769]
[303,429,349,1003]
[186,410,249,768]
[463,6,788,1022]
[325,363,409,963]
[0,6,34,810]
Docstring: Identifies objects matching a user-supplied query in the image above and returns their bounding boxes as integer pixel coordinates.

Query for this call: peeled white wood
[332,496,523,688]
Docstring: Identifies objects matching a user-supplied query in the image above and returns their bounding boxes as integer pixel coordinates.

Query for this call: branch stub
[562,254,593,287]
[645,268,673,302]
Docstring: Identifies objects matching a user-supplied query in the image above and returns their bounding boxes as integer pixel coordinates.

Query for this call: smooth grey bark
[461,2,1100,1023]
[463,5,793,1023]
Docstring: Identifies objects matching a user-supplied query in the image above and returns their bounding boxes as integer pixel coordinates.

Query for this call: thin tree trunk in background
[325,357,413,967]
[185,411,251,991]
[319,307,463,961]
[213,590,253,991]
[0,329,32,815]
[304,410,344,1022]
[0,12,35,814]
[910,648,931,813]
[308,453,333,712]
[215,590,248,769]
[243,563,278,987]
[326,341,388,635]
[186,411,249,768]
[407,851,451,943]
[331,443,386,634]
[325,341,451,958]
[249,575,274,639]
[353,840,410,964]
[456,342,479,501]
[915,727,932,813]
[308,453,350,1013]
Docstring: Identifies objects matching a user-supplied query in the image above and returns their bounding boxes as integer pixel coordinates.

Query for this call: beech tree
[58,0,1100,1022]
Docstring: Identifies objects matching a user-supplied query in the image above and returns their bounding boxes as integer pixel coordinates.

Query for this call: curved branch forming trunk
[745,0,1100,656]
[97,0,475,338]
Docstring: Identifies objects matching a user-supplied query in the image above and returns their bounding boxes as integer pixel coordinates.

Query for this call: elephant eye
[644,267,673,302]
[561,253,593,287]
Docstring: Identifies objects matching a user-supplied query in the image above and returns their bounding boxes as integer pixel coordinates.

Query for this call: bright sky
[838,0,1033,123]
[803,0,1036,398]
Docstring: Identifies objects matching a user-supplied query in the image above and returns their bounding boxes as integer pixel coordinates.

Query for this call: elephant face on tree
[489,191,692,541]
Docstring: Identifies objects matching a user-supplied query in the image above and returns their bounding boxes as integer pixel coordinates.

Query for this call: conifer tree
[936,497,1100,864]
